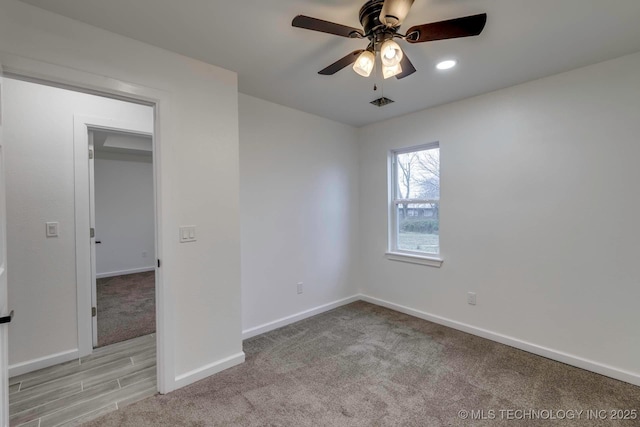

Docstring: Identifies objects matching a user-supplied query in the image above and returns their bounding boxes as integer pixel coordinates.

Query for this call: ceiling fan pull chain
[371,53,378,93]
[380,49,386,96]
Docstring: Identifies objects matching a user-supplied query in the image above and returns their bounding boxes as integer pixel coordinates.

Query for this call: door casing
[0,62,11,427]
[0,51,173,395]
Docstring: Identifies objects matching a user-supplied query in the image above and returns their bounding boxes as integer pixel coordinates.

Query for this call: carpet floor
[97,271,156,348]
[85,301,640,426]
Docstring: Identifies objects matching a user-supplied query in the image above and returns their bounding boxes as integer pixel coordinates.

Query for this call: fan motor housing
[359,0,399,47]
[359,0,385,35]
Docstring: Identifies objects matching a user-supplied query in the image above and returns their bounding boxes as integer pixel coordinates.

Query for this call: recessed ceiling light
[436,60,457,70]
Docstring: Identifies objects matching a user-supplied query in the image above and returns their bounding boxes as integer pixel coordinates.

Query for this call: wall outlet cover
[46,222,59,237]
[467,292,477,306]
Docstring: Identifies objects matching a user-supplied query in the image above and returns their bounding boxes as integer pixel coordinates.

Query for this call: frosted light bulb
[380,40,403,67]
[384,48,395,59]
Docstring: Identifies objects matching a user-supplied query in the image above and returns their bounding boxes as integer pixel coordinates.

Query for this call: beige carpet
[97,271,156,347]
[85,301,640,426]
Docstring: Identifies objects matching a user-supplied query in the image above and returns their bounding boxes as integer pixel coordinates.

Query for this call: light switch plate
[46,222,59,237]
[179,226,196,243]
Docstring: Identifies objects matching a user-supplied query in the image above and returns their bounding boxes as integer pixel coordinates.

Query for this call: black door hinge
[157,259,161,268]
[0,310,14,324]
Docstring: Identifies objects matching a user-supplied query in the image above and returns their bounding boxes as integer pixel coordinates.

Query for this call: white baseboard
[9,348,79,378]
[242,295,361,340]
[174,352,245,389]
[96,266,155,279]
[360,294,640,387]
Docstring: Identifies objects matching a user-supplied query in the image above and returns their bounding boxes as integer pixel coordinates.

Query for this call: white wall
[358,52,640,383]
[0,0,242,391]
[239,94,359,334]
[4,79,153,367]
[94,153,155,277]
[2,0,637,394]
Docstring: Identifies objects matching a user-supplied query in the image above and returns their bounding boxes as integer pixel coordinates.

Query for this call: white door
[0,64,12,427]
[88,131,98,348]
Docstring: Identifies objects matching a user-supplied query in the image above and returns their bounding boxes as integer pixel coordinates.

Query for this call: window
[389,143,441,263]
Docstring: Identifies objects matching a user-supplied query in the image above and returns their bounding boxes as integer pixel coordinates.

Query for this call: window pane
[396,202,439,254]
[396,147,440,200]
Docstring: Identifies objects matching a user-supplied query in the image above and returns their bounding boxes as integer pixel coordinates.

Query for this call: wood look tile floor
[9,334,157,427]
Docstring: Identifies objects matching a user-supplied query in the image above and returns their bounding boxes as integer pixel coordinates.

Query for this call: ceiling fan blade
[395,53,416,79]
[292,15,364,38]
[319,50,365,75]
[405,13,487,43]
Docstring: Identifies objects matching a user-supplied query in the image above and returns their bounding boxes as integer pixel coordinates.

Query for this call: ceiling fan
[292,0,487,80]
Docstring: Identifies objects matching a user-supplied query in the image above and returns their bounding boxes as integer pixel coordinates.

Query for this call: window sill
[385,252,443,268]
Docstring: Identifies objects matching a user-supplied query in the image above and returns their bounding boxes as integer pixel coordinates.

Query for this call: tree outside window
[391,143,440,255]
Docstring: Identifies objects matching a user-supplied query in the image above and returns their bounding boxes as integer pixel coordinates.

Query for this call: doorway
[89,129,156,348]
[3,77,159,425]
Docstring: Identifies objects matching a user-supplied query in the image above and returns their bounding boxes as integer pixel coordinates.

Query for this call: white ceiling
[19,0,640,127]
[93,130,152,156]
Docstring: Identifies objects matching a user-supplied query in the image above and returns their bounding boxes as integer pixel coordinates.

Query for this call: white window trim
[385,251,443,267]
[388,142,442,267]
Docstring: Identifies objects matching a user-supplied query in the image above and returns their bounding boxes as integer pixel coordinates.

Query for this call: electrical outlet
[297,282,304,294]
[142,250,148,258]
[46,222,59,237]
[467,292,477,306]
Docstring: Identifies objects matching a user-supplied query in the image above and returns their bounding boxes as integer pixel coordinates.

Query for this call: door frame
[75,118,154,353]
[0,51,173,394]
[88,130,96,349]
[0,62,10,427]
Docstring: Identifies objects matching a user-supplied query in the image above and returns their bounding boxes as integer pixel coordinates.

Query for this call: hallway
[9,334,156,426]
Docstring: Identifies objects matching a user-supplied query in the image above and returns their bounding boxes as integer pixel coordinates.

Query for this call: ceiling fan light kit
[383,63,402,79]
[380,39,403,67]
[353,50,376,77]
[292,0,487,96]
